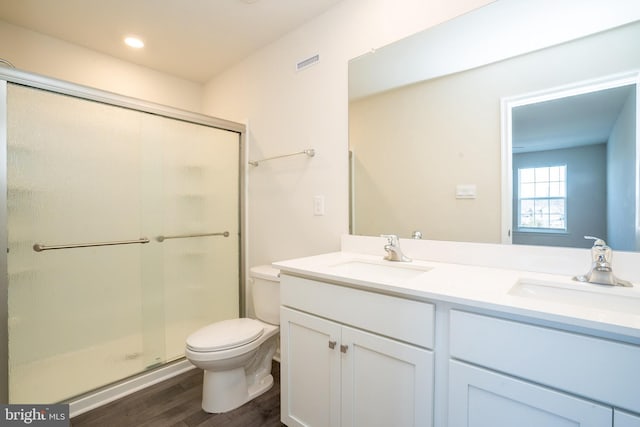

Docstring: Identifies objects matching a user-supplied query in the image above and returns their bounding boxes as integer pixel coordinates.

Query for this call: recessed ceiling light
[124,36,144,49]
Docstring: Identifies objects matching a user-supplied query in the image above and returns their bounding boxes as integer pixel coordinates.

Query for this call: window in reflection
[517,165,567,230]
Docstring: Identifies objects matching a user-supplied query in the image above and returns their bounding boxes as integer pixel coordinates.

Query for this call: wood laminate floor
[71,361,285,427]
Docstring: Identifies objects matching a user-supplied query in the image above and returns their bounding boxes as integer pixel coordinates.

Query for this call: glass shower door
[141,113,240,362]
[7,84,151,403]
[6,83,240,403]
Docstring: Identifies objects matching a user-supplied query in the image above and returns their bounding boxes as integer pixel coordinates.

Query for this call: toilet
[185,265,280,413]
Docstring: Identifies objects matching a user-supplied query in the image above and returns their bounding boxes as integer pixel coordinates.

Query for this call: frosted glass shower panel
[5,83,242,404]
[7,85,148,403]
[144,114,240,359]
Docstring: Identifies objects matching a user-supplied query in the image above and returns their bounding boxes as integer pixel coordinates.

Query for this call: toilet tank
[250,265,280,325]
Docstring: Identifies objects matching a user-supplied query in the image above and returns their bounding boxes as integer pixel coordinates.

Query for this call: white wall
[0,20,203,112]
[607,89,637,251]
[202,0,494,273]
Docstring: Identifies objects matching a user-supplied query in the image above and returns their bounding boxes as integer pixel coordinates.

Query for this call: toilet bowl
[185,265,280,413]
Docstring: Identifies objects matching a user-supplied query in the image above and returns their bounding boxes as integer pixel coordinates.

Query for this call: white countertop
[274,251,640,340]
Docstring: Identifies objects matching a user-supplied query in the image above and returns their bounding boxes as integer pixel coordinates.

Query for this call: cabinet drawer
[281,274,434,349]
[449,310,640,413]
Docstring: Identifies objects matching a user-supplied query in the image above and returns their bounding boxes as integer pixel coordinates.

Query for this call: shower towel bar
[248,148,315,166]
[156,231,230,242]
[33,237,150,252]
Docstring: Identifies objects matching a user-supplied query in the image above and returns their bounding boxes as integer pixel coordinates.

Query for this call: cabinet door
[616,410,640,427]
[341,326,434,427]
[281,307,341,427]
[449,360,611,427]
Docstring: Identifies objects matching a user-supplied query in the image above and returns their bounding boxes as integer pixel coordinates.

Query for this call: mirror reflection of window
[517,165,567,230]
[509,80,635,250]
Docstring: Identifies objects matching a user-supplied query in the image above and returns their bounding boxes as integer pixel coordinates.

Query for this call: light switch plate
[313,195,325,215]
[456,184,477,199]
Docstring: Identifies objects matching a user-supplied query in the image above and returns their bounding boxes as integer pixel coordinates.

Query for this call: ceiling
[0,0,343,83]
[512,85,635,153]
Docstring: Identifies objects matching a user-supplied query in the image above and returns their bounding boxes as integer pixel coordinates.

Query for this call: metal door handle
[33,237,149,252]
[328,340,337,349]
[340,344,348,354]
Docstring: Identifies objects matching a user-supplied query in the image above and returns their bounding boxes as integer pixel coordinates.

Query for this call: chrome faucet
[573,236,632,287]
[381,234,411,262]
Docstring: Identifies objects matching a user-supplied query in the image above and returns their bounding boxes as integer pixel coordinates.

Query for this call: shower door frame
[0,68,248,403]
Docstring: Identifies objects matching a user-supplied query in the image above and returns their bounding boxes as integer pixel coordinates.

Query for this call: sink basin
[509,278,640,315]
[327,260,431,285]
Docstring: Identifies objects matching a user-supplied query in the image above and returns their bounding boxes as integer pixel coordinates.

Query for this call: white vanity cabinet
[615,410,640,427]
[448,310,640,427]
[449,360,611,426]
[280,274,435,427]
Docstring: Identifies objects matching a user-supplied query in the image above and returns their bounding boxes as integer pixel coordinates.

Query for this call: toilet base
[201,369,274,413]
[249,373,274,400]
[190,325,279,414]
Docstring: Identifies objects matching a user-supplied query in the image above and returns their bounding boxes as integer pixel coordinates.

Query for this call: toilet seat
[186,318,264,352]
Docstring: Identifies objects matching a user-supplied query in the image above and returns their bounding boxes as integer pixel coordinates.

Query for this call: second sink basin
[509,278,640,316]
[327,260,431,285]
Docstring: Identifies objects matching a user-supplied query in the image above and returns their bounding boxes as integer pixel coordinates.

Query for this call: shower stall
[0,70,245,405]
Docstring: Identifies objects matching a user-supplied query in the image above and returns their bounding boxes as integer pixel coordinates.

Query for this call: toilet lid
[186,318,264,352]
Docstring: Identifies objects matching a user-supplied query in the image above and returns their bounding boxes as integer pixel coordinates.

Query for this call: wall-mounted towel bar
[33,237,150,252]
[248,148,315,166]
[156,231,230,242]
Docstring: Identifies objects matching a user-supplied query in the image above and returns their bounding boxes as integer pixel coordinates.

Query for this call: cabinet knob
[328,340,337,349]
[340,344,348,353]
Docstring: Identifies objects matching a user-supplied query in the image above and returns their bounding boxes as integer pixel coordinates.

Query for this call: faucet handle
[584,236,611,264]
[380,234,399,246]
[584,235,607,247]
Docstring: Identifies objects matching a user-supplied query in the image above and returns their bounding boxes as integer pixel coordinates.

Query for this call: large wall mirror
[348,0,640,250]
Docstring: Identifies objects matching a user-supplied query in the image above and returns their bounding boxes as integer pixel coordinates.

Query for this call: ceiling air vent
[296,54,319,71]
